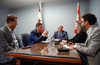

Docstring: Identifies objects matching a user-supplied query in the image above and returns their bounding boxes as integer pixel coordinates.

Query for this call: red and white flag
[38,1,43,33]
[74,0,81,35]
[76,0,81,21]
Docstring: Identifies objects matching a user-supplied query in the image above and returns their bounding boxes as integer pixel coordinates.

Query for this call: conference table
[5,43,81,65]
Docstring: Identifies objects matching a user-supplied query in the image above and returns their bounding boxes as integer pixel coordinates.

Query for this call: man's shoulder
[0,26,8,36]
[0,26,6,32]
[62,30,67,33]
[54,31,58,33]
[92,25,100,31]
[32,29,37,32]
[95,26,100,30]
[31,29,38,34]
[90,26,100,35]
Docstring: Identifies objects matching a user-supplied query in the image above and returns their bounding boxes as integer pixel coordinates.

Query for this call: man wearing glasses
[68,14,100,65]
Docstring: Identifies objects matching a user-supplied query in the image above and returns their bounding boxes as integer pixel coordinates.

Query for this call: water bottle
[48,40,55,53]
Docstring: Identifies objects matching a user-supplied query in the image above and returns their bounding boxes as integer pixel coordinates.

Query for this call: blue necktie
[11,30,19,49]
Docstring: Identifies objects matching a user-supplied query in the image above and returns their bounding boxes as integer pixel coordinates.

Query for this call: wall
[89,0,100,26]
[1,0,100,40]
[10,0,89,39]
[0,4,11,27]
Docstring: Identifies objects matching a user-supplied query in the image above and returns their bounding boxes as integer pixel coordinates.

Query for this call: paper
[41,41,50,43]
[63,45,71,49]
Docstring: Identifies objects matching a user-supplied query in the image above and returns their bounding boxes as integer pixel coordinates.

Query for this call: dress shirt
[6,25,19,49]
[58,31,62,38]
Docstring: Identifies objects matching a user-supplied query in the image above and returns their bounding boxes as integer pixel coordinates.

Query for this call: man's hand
[43,30,49,36]
[62,40,67,43]
[67,42,75,46]
[60,42,67,45]
[67,42,75,51]
[45,30,49,35]
[68,45,75,51]
[55,39,60,41]
[52,38,55,40]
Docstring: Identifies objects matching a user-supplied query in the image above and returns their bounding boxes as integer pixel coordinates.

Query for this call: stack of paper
[63,45,71,49]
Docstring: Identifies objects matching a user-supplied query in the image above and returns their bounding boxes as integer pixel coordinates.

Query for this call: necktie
[38,32,40,37]
[59,34,61,38]
[11,30,19,49]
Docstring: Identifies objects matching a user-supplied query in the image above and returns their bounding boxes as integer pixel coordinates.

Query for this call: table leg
[16,59,20,65]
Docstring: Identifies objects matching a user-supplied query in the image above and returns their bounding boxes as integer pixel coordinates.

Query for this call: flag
[38,1,43,33]
[76,0,81,21]
[74,23,77,35]
[74,0,81,35]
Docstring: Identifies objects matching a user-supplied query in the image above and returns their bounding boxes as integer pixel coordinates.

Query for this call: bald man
[51,25,68,41]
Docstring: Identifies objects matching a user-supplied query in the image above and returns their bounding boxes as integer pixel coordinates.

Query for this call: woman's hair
[76,21,84,33]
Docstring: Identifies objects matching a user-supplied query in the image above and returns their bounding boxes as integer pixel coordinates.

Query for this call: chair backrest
[21,33,30,46]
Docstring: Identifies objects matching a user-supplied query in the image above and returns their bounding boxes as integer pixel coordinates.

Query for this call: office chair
[21,33,30,46]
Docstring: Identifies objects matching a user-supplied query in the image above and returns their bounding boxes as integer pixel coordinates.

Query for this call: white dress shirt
[6,25,19,49]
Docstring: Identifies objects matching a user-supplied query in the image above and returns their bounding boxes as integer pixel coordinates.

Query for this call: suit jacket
[67,31,87,43]
[52,30,68,40]
[75,25,100,65]
[0,26,24,63]
[28,29,47,45]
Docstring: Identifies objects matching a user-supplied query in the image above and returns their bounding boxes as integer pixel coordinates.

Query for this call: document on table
[63,45,71,49]
[41,41,50,43]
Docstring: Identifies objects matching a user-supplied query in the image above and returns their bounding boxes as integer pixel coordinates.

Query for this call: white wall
[9,0,90,39]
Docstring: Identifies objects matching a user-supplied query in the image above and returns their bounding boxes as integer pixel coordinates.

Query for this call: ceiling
[0,0,68,9]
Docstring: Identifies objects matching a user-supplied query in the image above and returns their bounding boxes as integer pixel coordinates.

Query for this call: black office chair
[21,33,30,46]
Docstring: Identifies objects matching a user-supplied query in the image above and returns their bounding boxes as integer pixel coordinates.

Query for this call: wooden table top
[5,43,81,64]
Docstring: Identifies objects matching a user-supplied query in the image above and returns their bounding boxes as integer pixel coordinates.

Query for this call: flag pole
[38,1,43,33]
[74,0,81,35]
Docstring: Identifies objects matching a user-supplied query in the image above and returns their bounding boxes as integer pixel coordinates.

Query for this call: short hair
[36,23,42,27]
[82,13,97,25]
[61,25,63,28]
[6,14,17,23]
[58,25,63,28]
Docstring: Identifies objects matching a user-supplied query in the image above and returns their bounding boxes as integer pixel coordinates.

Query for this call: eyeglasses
[80,21,84,23]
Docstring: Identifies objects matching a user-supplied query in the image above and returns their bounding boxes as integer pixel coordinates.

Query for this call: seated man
[28,23,48,45]
[0,14,24,65]
[51,25,68,41]
[68,14,100,65]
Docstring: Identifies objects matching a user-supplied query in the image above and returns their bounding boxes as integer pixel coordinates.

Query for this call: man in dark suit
[51,25,68,41]
[0,14,24,65]
[28,23,48,45]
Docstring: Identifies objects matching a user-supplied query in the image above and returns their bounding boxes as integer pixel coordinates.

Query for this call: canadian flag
[76,0,81,21]
[38,1,43,33]
[74,0,81,35]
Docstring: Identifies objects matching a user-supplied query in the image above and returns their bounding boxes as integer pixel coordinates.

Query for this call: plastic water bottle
[48,40,55,53]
